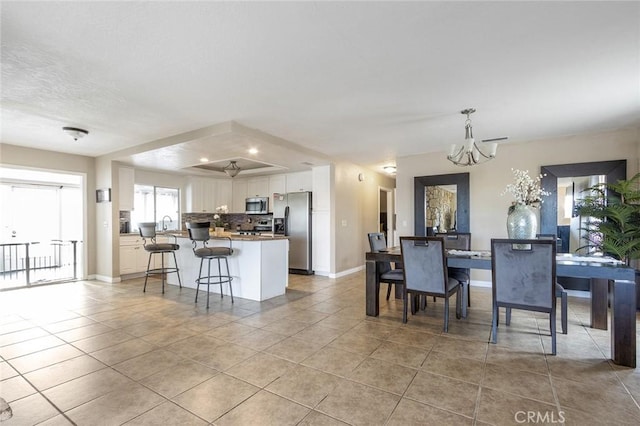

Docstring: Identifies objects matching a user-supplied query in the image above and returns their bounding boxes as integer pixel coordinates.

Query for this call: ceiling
[2,2,638,177]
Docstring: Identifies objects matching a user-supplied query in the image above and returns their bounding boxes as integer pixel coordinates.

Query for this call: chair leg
[206,259,212,309]
[195,258,204,304]
[561,291,568,334]
[143,252,152,292]
[491,301,498,344]
[443,296,450,332]
[550,310,557,355]
[467,282,471,307]
[172,251,182,288]
[420,294,427,310]
[455,288,462,319]
[506,307,512,326]
[386,283,392,300]
[402,290,408,324]
[461,282,469,318]
[160,253,165,294]
[224,257,234,303]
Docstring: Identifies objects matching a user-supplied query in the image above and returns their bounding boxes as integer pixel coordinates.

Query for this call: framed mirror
[414,173,470,236]
[540,160,626,252]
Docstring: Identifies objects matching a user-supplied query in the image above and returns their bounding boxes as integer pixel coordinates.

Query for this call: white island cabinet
[167,234,289,301]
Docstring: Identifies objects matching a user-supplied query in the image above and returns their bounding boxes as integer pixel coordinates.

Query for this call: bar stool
[187,222,234,308]
[138,222,182,294]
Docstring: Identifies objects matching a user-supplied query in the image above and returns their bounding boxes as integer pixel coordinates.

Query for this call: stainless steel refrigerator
[273,191,313,275]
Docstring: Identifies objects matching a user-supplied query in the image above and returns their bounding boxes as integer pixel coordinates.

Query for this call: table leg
[590,278,609,330]
[366,260,379,316]
[611,279,636,367]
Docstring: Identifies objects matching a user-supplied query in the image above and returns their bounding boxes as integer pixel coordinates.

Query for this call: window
[131,185,180,231]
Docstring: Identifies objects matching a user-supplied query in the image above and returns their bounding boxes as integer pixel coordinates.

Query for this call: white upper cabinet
[119,167,135,211]
[285,171,312,193]
[268,175,286,212]
[232,179,248,213]
[247,177,269,198]
[186,177,231,213]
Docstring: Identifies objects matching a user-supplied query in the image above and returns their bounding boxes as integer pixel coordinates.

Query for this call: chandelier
[223,160,241,178]
[447,108,499,166]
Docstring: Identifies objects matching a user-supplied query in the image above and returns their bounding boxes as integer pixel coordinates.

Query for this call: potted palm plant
[575,173,640,265]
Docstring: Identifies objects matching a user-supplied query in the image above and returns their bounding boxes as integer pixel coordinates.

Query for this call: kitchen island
[165,232,289,302]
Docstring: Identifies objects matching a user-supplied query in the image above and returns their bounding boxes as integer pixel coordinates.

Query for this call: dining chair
[368,232,404,301]
[436,232,471,314]
[491,238,557,355]
[535,234,568,334]
[400,236,461,331]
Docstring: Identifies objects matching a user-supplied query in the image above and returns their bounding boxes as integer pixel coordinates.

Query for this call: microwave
[246,197,269,214]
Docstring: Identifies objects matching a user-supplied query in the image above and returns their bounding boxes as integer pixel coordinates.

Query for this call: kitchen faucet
[161,215,172,231]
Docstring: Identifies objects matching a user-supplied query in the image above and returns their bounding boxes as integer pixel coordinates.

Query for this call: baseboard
[330,265,364,279]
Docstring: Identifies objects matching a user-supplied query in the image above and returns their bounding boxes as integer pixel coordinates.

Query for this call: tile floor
[1,272,639,425]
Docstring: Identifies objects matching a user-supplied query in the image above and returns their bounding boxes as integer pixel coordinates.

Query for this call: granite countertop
[164,231,287,241]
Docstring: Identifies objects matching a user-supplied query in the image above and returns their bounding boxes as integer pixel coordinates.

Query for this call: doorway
[378,187,395,246]
[0,167,85,289]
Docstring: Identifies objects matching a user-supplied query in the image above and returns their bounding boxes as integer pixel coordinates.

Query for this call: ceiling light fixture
[447,108,498,166]
[199,157,208,163]
[223,160,241,178]
[383,165,397,174]
[248,148,258,155]
[62,126,88,141]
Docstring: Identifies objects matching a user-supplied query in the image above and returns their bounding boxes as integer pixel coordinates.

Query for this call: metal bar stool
[187,222,234,308]
[138,222,182,294]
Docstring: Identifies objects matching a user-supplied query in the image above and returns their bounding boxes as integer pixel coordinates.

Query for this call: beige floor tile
[1,375,37,402]
[205,322,257,340]
[298,410,349,425]
[72,330,134,353]
[0,360,18,380]
[0,335,65,360]
[265,337,326,363]
[405,371,479,418]
[42,316,97,334]
[191,342,257,371]
[476,387,561,425]
[370,340,429,368]
[432,335,488,361]
[385,326,440,350]
[227,328,287,351]
[165,334,224,359]
[0,326,48,347]
[172,373,259,422]
[24,355,106,390]
[226,352,295,387]
[90,338,156,365]
[387,398,473,425]
[113,348,182,380]
[327,330,385,355]
[261,317,311,336]
[302,346,366,377]
[65,382,165,425]
[43,367,134,412]
[483,364,555,404]
[139,359,218,398]
[216,390,310,425]
[37,414,75,425]
[421,350,485,384]
[293,323,345,345]
[0,392,61,425]
[266,365,344,408]
[123,401,207,425]
[547,357,627,392]
[10,344,84,374]
[55,323,114,343]
[485,345,549,375]
[315,380,400,425]
[348,357,417,395]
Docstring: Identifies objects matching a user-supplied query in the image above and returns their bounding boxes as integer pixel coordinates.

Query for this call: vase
[506,204,537,240]
[215,227,225,237]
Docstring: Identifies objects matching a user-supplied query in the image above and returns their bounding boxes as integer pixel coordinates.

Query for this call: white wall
[396,127,639,282]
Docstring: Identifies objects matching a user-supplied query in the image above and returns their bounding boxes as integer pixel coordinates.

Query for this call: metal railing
[0,240,80,290]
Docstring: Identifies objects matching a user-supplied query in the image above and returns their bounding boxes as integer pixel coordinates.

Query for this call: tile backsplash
[181,213,272,231]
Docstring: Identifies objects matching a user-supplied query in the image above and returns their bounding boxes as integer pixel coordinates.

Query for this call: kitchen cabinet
[285,171,312,193]
[119,167,135,211]
[247,177,269,198]
[217,179,232,210]
[186,177,233,213]
[119,235,152,275]
[232,179,248,213]
[268,175,286,212]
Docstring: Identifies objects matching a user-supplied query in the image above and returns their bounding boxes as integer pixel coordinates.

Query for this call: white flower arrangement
[213,205,228,227]
[502,168,550,208]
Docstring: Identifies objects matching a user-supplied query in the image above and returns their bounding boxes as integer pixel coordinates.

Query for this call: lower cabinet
[120,236,155,275]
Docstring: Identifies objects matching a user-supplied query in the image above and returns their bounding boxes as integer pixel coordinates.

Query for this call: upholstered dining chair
[436,232,471,315]
[491,238,557,355]
[368,232,403,300]
[534,234,568,334]
[400,236,461,332]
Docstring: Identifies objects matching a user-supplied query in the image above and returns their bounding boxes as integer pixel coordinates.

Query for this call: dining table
[365,247,637,367]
